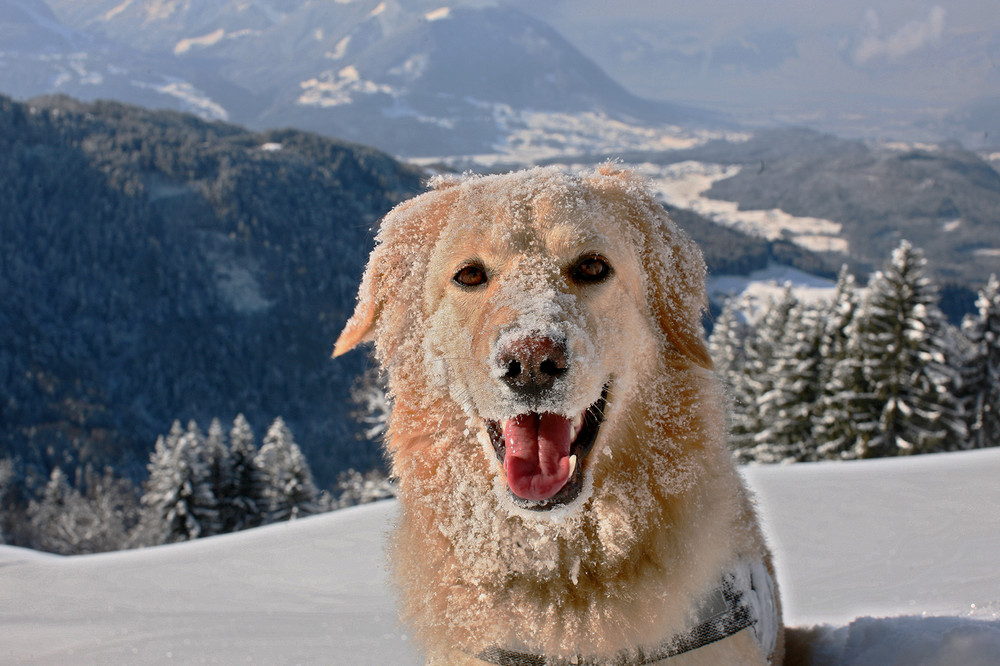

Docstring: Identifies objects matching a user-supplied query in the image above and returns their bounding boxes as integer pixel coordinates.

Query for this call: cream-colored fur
[335,165,784,665]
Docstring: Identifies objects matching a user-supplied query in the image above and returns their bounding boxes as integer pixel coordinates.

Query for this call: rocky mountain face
[0,93,423,487]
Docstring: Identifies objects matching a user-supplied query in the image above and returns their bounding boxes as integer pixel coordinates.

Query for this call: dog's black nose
[496,336,568,396]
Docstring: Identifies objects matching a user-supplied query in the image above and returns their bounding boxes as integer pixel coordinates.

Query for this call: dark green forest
[0,94,424,492]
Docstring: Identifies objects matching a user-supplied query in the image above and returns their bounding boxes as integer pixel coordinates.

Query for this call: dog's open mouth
[487,386,609,511]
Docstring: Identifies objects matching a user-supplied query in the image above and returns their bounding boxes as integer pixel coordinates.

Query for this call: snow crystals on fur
[339,165,768,659]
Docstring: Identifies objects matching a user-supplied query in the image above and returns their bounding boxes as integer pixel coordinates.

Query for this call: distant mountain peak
[33,0,724,156]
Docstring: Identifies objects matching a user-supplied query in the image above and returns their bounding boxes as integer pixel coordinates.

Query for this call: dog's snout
[497,336,568,396]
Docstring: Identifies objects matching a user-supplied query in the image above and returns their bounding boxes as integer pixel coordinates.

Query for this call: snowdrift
[3,449,1000,665]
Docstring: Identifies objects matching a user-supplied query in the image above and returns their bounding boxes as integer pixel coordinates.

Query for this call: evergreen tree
[755,301,824,462]
[733,286,798,462]
[178,421,223,538]
[256,417,320,523]
[27,467,76,554]
[850,241,965,457]
[0,458,16,544]
[709,299,752,456]
[26,465,138,555]
[78,466,140,553]
[350,368,392,442]
[812,266,867,459]
[963,274,1000,448]
[203,418,234,531]
[708,299,752,455]
[708,298,748,383]
[223,414,266,532]
[138,420,220,544]
[334,468,396,509]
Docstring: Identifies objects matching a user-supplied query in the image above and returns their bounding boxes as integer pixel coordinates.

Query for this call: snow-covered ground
[3,449,1000,665]
[634,161,849,256]
[707,264,839,323]
[409,115,750,170]
[485,159,850,259]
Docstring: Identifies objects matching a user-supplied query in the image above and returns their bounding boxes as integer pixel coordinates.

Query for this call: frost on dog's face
[334,168,756,658]
[419,172,662,511]
[335,165,712,515]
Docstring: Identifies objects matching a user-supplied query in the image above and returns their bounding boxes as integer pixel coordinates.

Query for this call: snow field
[3,448,1000,664]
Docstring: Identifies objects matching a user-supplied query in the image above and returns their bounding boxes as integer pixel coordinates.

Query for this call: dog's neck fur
[385,365,760,660]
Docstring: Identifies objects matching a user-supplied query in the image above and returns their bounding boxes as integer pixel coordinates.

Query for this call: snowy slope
[707,265,839,324]
[3,449,1000,664]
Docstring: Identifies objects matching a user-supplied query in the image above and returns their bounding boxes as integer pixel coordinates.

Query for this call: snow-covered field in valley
[3,449,1000,665]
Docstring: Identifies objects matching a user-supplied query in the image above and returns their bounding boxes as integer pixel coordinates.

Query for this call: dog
[335,165,783,665]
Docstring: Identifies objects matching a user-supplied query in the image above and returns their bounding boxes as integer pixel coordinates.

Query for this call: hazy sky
[521,0,1000,32]
[510,0,1000,138]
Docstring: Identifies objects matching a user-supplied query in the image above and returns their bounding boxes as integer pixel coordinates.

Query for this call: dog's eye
[453,263,488,288]
[571,255,612,284]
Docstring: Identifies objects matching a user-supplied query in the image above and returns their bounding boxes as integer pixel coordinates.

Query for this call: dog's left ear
[589,166,714,370]
[650,235,714,370]
[630,195,713,370]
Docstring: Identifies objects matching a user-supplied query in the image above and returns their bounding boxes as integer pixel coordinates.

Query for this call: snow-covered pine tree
[26,465,137,554]
[733,286,799,463]
[754,300,825,462]
[138,420,220,544]
[708,299,754,455]
[812,266,868,459]
[134,425,179,546]
[203,418,235,532]
[205,418,231,487]
[817,266,860,382]
[256,417,321,523]
[27,467,76,554]
[850,241,965,457]
[962,274,1000,449]
[77,466,140,552]
[334,468,396,509]
[223,414,266,532]
[708,297,749,383]
[351,368,392,442]
[0,458,16,544]
[178,421,223,538]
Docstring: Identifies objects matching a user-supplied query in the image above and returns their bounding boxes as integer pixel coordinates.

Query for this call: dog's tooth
[572,414,584,439]
[567,454,578,478]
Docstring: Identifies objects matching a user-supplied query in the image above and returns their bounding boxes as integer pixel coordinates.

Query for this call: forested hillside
[0,94,424,490]
[693,129,1000,292]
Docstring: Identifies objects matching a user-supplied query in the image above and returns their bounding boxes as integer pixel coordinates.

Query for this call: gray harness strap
[475,559,777,666]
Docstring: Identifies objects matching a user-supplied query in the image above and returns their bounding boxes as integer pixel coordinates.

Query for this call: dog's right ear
[332,279,377,357]
[334,185,458,359]
[334,237,394,357]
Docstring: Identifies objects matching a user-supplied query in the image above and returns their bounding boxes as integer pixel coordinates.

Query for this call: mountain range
[4,1,997,150]
[2,0,724,157]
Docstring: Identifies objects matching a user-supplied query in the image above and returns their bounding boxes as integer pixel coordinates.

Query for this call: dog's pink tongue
[503,413,573,501]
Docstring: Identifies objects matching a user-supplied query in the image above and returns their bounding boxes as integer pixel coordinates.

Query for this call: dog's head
[336,165,711,514]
